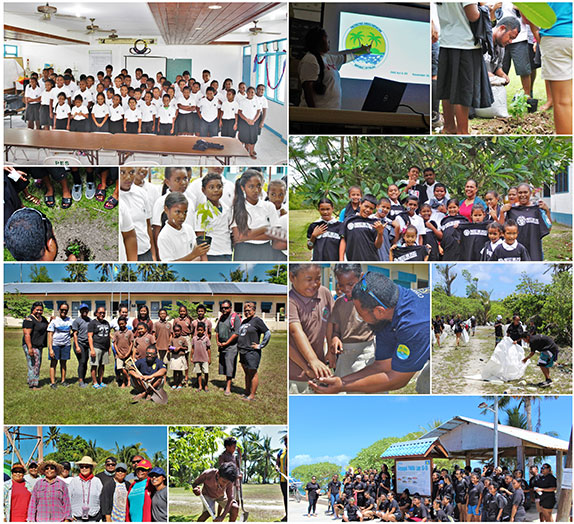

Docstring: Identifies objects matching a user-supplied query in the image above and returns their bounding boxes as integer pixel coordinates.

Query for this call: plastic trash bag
[474,84,509,118]
[481,337,529,381]
[440,330,448,344]
[462,328,469,344]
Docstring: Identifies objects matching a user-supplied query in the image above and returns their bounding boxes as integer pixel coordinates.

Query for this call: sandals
[104,196,118,210]
[44,195,55,208]
[61,197,72,209]
[23,193,41,206]
[95,184,106,202]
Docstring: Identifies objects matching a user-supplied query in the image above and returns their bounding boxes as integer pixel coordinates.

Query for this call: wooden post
[556,429,572,523]
[516,444,524,470]
[556,450,563,490]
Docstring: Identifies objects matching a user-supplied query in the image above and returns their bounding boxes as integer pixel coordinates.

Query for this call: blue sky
[289,396,572,472]
[432,263,555,300]
[4,263,280,283]
[4,426,167,461]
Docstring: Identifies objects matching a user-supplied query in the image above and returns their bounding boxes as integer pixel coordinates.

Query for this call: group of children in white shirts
[120,166,288,263]
[23,65,270,157]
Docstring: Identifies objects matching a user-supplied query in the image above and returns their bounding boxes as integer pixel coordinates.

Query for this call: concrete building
[541,164,572,226]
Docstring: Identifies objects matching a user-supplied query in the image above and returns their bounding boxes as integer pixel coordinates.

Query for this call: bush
[4,293,34,319]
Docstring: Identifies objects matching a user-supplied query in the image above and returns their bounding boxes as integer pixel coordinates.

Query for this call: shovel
[127,358,168,404]
[200,493,217,520]
[237,448,250,521]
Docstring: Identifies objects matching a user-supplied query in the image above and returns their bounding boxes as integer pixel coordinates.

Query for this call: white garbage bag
[481,337,529,381]
[440,330,448,344]
[474,84,509,118]
[462,328,469,344]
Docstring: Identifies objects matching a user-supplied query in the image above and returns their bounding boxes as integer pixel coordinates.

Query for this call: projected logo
[343,22,388,70]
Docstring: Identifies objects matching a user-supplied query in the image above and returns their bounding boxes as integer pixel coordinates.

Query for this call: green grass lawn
[5,169,118,261]
[169,484,285,522]
[4,329,287,425]
[543,222,573,261]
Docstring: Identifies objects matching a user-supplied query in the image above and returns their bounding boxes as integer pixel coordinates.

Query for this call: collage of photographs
[1,0,573,523]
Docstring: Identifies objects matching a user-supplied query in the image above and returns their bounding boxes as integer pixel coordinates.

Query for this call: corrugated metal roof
[4,282,286,296]
[381,438,439,458]
[421,416,568,452]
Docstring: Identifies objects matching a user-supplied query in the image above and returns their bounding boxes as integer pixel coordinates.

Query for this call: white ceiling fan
[247,20,280,36]
[37,3,86,21]
[68,18,117,35]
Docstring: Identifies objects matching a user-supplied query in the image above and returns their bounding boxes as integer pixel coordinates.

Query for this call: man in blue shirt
[309,271,429,394]
[129,347,167,403]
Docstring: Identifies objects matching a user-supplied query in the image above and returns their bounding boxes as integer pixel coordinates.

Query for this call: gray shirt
[72,316,91,344]
[151,487,167,522]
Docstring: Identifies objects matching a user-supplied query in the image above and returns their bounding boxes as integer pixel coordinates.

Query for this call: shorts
[193,361,209,374]
[176,112,194,134]
[170,353,188,371]
[239,348,261,370]
[90,347,110,366]
[115,356,129,370]
[504,40,532,76]
[158,122,173,135]
[202,494,237,515]
[468,504,480,516]
[219,345,238,378]
[539,496,556,510]
[538,350,556,368]
[220,118,236,137]
[50,344,71,361]
[540,36,573,81]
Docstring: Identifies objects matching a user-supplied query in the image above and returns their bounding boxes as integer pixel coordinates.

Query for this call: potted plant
[195,201,221,249]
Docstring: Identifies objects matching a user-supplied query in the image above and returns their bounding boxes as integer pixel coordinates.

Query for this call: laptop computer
[362,77,407,113]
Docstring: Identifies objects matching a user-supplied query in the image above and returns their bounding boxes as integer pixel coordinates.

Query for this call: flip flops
[95,184,106,202]
[61,197,72,209]
[44,195,55,208]
[104,196,118,210]
[23,193,41,205]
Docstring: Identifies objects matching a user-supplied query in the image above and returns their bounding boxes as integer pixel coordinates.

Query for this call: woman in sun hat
[68,456,103,521]
[126,459,154,522]
[4,463,33,522]
[27,460,72,522]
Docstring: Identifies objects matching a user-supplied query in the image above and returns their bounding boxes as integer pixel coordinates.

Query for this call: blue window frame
[556,170,569,194]
[255,39,287,105]
[4,45,18,58]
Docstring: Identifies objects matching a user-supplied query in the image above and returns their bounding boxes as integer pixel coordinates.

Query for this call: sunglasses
[106,463,117,466]
[132,460,141,464]
[44,465,56,470]
[12,470,25,474]
[79,465,92,469]
[359,275,388,309]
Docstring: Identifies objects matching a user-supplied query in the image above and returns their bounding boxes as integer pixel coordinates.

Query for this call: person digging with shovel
[128,346,168,404]
[192,462,239,522]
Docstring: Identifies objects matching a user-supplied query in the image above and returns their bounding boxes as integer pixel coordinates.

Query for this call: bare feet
[540,102,553,111]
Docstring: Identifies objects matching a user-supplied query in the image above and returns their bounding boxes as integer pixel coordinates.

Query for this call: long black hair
[232,169,264,233]
[304,27,327,95]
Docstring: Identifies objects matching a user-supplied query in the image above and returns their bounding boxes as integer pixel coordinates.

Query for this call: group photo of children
[168,426,287,522]
[4,425,167,522]
[119,165,287,262]
[4,166,118,261]
[289,263,430,395]
[288,136,572,263]
[432,263,572,396]
[4,2,287,164]
[432,2,572,136]
[3,262,288,426]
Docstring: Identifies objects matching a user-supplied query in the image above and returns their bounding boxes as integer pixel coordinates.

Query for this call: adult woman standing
[126,459,153,522]
[237,301,271,401]
[132,305,153,332]
[536,463,557,522]
[22,301,49,390]
[299,27,371,109]
[3,463,33,522]
[27,461,72,522]
[68,456,103,521]
[459,179,486,220]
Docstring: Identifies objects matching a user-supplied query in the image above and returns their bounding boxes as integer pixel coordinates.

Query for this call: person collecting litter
[521,333,560,388]
[192,463,239,522]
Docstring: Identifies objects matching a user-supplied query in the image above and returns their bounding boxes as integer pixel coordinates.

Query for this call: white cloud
[291,454,351,468]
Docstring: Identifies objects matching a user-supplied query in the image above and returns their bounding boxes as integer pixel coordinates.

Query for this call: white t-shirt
[220,99,239,120]
[92,103,110,119]
[187,177,235,209]
[152,97,163,110]
[501,1,528,44]
[152,192,196,229]
[121,185,153,255]
[119,202,135,262]
[235,91,247,103]
[194,201,232,256]
[40,90,55,106]
[109,104,125,122]
[140,102,157,123]
[238,97,259,120]
[437,2,480,49]
[124,107,142,123]
[157,223,198,261]
[25,84,42,103]
[54,103,71,120]
[157,105,177,124]
[54,84,71,99]
[176,94,194,114]
[200,80,211,95]
[231,199,279,244]
[65,81,77,93]
[73,88,94,105]
[256,94,269,110]
[397,213,426,242]
[299,52,353,109]
[197,97,219,122]
[70,104,89,120]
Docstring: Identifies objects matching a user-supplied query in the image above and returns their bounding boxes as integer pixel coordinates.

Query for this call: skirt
[69,119,88,132]
[24,103,41,123]
[437,47,494,108]
[159,123,173,135]
[234,241,276,261]
[255,114,263,135]
[176,112,194,134]
[39,105,52,126]
[55,118,68,130]
[109,119,124,134]
[125,121,139,134]
[200,119,219,137]
[238,118,258,144]
[141,120,155,134]
[91,116,109,132]
[190,113,200,134]
[220,118,236,137]
[169,353,188,371]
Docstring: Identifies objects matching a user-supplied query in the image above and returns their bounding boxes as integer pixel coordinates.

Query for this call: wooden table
[4,129,251,165]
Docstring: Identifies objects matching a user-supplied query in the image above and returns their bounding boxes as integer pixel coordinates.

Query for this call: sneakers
[538,379,552,388]
[85,182,96,200]
[71,184,82,201]
[78,381,87,388]
[60,382,70,388]
[50,383,58,390]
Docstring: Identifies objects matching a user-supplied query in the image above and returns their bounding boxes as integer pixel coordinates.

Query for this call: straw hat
[38,460,63,475]
[76,456,97,467]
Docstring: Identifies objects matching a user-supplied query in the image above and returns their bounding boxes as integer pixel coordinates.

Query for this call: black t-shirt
[345,503,360,521]
[507,205,550,261]
[454,476,469,501]
[424,220,441,261]
[307,219,342,261]
[237,316,268,351]
[328,480,341,495]
[529,474,541,499]
[389,203,406,220]
[537,474,557,507]
[306,482,320,499]
[363,495,375,509]
[494,321,503,338]
[468,482,484,505]
[388,499,400,514]
[511,488,527,520]
[411,503,430,519]
[342,214,380,261]
[135,356,165,375]
[459,221,491,261]
[341,201,360,221]
[480,239,501,261]
[529,335,559,359]
[344,481,354,497]
[507,323,524,341]
[440,215,469,261]
[490,242,531,261]
[393,244,427,262]
[87,318,111,350]
[485,492,506,520]
[22,314,49,349]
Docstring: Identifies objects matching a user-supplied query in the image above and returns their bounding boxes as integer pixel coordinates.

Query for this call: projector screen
[338,11,429,85]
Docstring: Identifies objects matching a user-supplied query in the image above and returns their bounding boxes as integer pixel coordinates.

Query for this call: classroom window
[135,300,147,311]
[234,302,243,314]
[255,39,287,105]
[161,300,172,310]
[543,184,551,198]
[204,301,214,312]
[418,280,429,289]
[261,302,272,313]
[56,300,67,310]
[43,301,54,312]
[4,45,18,58]
[555,170,568,193]
[95,300,106,312]
[150,301,160,318]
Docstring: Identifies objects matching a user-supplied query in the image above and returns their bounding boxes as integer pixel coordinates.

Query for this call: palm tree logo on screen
[344,22,388,70]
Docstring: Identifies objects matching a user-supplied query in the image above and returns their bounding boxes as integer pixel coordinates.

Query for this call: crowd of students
[4,454,167,522]
[120,166,287,262]
[303,462,557,522]
[22,65,273,157]
[306,167,552,262]
[20,299,271,402]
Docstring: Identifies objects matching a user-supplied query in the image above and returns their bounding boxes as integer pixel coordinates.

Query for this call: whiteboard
[125,56,167,79]
[396,460,432,496]
[89,50,113,77]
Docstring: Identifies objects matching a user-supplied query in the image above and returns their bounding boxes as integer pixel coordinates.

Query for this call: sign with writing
[396,459,432,496]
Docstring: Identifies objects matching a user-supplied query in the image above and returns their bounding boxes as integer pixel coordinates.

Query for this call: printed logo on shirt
[347,221,372,231]
[517,216,526,226]
[396,344,410,360]
[321,306,330,322]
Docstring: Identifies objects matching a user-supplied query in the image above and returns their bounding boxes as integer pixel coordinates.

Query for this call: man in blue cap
[309,271,430,394]
[149,466,167,522]
[71,303,91,388]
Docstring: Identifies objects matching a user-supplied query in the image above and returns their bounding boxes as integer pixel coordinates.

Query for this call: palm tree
[63,264,89,282]
[116,264,138,282]
[96,263,114,282]
[258,435,279,484]
[138,264,156,282]
[138,264,177,282]
[153,451,167,470]
[44,426,61,450]
[367,32,382,48]
[349,31,364,46]
[84,439,99,461]
[114,443,138,465]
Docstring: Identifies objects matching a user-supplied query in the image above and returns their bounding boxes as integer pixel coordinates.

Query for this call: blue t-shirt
[128,478,147,522]
[540,3,572,37]
[374,286,430,372]
[47,316,73,347]
[135,357,165,375]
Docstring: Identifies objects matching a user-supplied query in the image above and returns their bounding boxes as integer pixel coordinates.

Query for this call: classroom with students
[4,1,287,165]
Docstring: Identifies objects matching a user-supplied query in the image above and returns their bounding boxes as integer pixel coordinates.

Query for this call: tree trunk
[556,429,572,522]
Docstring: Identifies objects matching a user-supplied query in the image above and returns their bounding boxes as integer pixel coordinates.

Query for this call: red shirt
[11,480,31,522]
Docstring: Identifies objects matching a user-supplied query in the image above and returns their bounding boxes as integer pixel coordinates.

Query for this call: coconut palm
[152,451,167,470]
[63,263,89,282]
[349,31,364,46]
[96,263,114,282]
[367,32,382,48]
[44,426,61,450]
